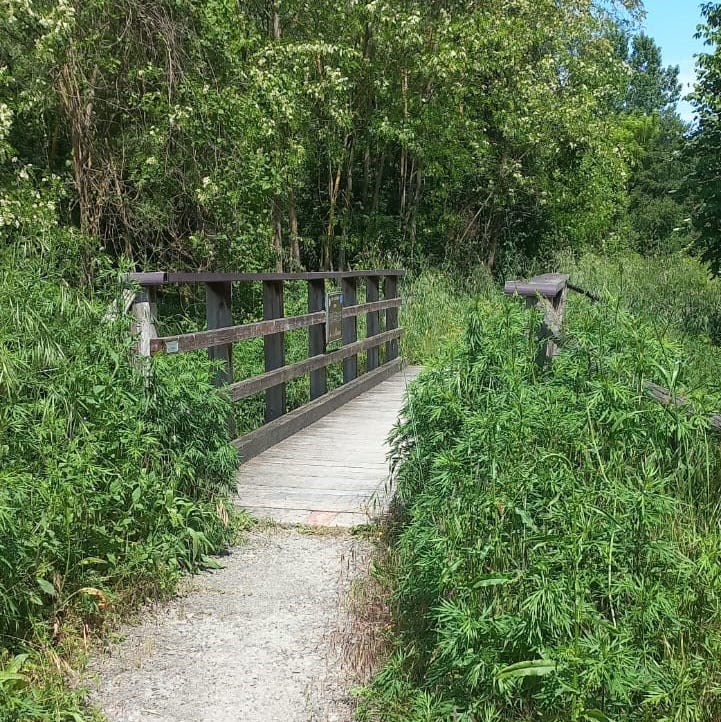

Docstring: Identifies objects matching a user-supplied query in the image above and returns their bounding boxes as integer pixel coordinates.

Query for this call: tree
[625,33,682,114]
[690,2,721,271]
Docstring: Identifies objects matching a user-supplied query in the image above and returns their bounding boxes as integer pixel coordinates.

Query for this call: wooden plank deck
[235,366,420,527]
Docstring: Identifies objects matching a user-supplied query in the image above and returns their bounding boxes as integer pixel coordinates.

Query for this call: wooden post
[132,285,158,359]
[264,280,286,422]
[504,273,568,367]
[384,276,399,361]
[308,279,327,400]
[206,282,233,386]
[342,277,358,383]
[366,276,380,371]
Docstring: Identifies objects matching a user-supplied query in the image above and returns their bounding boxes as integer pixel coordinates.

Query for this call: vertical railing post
[342,276,358,383]
[206,282,234,386]
[132,285,158,359]
[366,275,380,371]
[384,275,399,362]
[263,279,286,421]
[308,279,327,399]
[504,273,568,368]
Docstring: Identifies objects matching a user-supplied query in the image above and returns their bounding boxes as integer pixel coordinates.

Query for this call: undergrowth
[559,250,721,391]
[399,268,494,365]
[358,295,721,722]
[0,253,243,720]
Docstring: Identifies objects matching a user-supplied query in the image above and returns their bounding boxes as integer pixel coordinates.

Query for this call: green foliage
[625,113,695,254]
[689,2,721,272]
[0,0,675,274]
[558,251,721,389]
[0,252,241,719]
[360,297,721,721]
[399,269,494,365]
[622,33,682,114]
[559,251,721,342]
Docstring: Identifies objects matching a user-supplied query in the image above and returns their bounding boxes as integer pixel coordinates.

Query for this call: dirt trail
[89,528,364,722]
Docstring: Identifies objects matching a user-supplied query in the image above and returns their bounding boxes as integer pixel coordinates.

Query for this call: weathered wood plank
[229,328,403,400]
[131,298,157,358]
[263,280,285,422]
[342,297,402,318]
[147,298,402,356]
[366,276,380,371]
[235,365,421,527]
[149,312,325,355]
[645,381,721,431]
[504,273,569,299]
[206,282,233,386]
[342,277,358,383]
[128,270,406,285]
[384,275,399,361]
[308,279,327,400]
[233,358,404,460]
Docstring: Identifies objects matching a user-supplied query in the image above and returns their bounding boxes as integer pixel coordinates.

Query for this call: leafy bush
[360,297,721,722]
[0,254,240,719]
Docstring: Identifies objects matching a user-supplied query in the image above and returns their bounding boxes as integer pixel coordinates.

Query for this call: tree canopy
[0,0,706,278]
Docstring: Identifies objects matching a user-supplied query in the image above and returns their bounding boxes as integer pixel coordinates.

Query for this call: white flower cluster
[0,102,12,142]
[33,0,76,57]
[3,0,36,25]
[0,168,59,231]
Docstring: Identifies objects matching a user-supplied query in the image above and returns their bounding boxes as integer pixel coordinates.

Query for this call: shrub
[0,254,240,718]
[360,296,721,722]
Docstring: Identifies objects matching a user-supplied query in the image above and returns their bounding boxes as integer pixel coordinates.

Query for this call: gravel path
[89,528,364,722]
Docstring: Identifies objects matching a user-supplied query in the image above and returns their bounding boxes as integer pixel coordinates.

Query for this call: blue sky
[641,0,706,120]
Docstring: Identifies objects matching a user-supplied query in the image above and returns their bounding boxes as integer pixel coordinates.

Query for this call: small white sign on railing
[326,291,343,344]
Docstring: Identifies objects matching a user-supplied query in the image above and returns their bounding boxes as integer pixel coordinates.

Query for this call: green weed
[0,255,244,720]
[400,268,494,365]
[359,295,721,722]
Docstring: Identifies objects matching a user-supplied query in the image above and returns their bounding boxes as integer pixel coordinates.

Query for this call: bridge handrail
[128,269,405,460]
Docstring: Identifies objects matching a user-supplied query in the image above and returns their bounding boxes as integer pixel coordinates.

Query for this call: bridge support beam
[342,277,358,383]
[384,276,399,361]
[366,276,380,371]
[205,282,233,386]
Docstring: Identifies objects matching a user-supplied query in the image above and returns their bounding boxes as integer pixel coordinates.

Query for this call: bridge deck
[235,367,420,527]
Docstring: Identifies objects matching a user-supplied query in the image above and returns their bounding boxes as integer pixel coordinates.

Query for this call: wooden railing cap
[504,273,569,299]
[127,270,405,285]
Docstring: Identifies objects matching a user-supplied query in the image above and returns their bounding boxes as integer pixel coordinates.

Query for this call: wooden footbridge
[127,269,416,527]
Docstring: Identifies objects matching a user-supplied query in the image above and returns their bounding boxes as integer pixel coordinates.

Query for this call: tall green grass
[400,268,494,365]
[558,250,721,391]
[0,256,242,720]
[359,295,721,722]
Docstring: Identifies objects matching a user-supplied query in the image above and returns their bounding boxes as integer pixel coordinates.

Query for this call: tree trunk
[289,188,300,269]
[362,146,371,210]
[371,148,386,216]
[324,163,343,270]
[272,197,283,272]
[271,0,280,39]
[408,165,422,260]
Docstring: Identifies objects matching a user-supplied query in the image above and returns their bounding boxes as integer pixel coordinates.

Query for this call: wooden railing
[127,270,405,459]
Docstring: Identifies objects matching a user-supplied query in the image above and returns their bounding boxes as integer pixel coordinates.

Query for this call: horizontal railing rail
[128,270,404,285]
[128,269,405,459]
[148,297,403,355]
